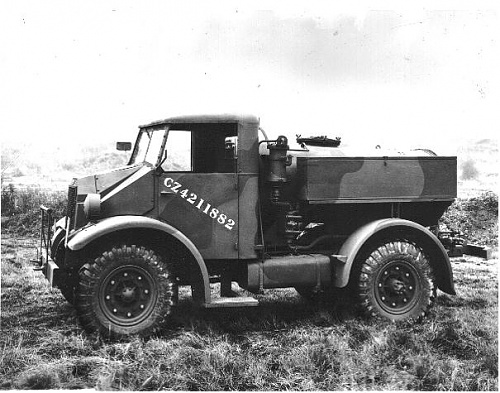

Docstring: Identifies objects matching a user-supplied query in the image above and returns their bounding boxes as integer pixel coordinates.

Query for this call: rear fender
[67,216,211,304]
[334,218,455,295]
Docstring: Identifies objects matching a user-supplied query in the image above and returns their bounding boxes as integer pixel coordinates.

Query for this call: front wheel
[357,240,436,322]
[76,245,177,338]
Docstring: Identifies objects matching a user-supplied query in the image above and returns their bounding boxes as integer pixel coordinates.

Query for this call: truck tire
[357,240,436,322]
[75,245,177,338]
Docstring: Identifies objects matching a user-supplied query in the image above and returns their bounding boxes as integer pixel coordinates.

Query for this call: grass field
[0,234,497,390]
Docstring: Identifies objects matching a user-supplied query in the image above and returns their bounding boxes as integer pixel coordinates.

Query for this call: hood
[75,163,148,195]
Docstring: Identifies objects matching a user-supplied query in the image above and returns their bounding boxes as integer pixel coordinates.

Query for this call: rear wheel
[357,240,436,322]
[76,245,177,338]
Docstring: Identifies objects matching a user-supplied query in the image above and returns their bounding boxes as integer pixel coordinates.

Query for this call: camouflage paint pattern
[295,156,456,203]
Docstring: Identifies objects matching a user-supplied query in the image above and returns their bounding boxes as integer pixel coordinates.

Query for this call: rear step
[204,296,259,308]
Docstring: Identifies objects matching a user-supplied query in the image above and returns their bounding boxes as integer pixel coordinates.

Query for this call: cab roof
[139,113,259,129]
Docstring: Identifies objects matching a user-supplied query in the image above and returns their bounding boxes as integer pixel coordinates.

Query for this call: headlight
[83,194,101,221]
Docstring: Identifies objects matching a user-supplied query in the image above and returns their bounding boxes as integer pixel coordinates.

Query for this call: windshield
[129,128,168,166]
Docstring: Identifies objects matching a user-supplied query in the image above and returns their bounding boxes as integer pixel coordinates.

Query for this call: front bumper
[31,206,66,287]
[42,259,61,287]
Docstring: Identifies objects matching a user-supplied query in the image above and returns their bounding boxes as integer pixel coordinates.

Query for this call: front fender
[67,216,211,304]
[334,218,455,295]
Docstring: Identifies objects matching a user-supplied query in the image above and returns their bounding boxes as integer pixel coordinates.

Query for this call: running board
[203,296,259,308]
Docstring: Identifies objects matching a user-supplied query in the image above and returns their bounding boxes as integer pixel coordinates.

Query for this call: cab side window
[163,123,237,173]
[161,130,192,171]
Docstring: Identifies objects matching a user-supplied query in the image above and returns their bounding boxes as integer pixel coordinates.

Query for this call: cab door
[157,125,239,260]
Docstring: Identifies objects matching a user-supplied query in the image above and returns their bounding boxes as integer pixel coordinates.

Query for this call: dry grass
[1,235,497,390]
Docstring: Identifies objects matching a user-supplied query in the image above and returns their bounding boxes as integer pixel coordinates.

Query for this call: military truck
[34,114,458,337]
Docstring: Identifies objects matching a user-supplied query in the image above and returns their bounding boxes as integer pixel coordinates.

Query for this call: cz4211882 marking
[163,178,236,231]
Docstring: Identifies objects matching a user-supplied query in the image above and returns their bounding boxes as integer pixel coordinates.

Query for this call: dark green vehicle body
[37,113,457,335]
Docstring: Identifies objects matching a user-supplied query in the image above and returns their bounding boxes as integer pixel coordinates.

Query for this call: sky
[1,0,499,155]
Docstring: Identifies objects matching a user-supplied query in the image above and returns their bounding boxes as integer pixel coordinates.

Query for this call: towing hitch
[439,229,492,259]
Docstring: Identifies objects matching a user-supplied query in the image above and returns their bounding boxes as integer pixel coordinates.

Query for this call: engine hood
[75,163,149,195]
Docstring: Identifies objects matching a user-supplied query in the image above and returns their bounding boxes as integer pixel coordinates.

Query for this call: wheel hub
[375,260,420,314]
[387,278,405,293]
[99,265,156,326]
[120,287,137,303]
